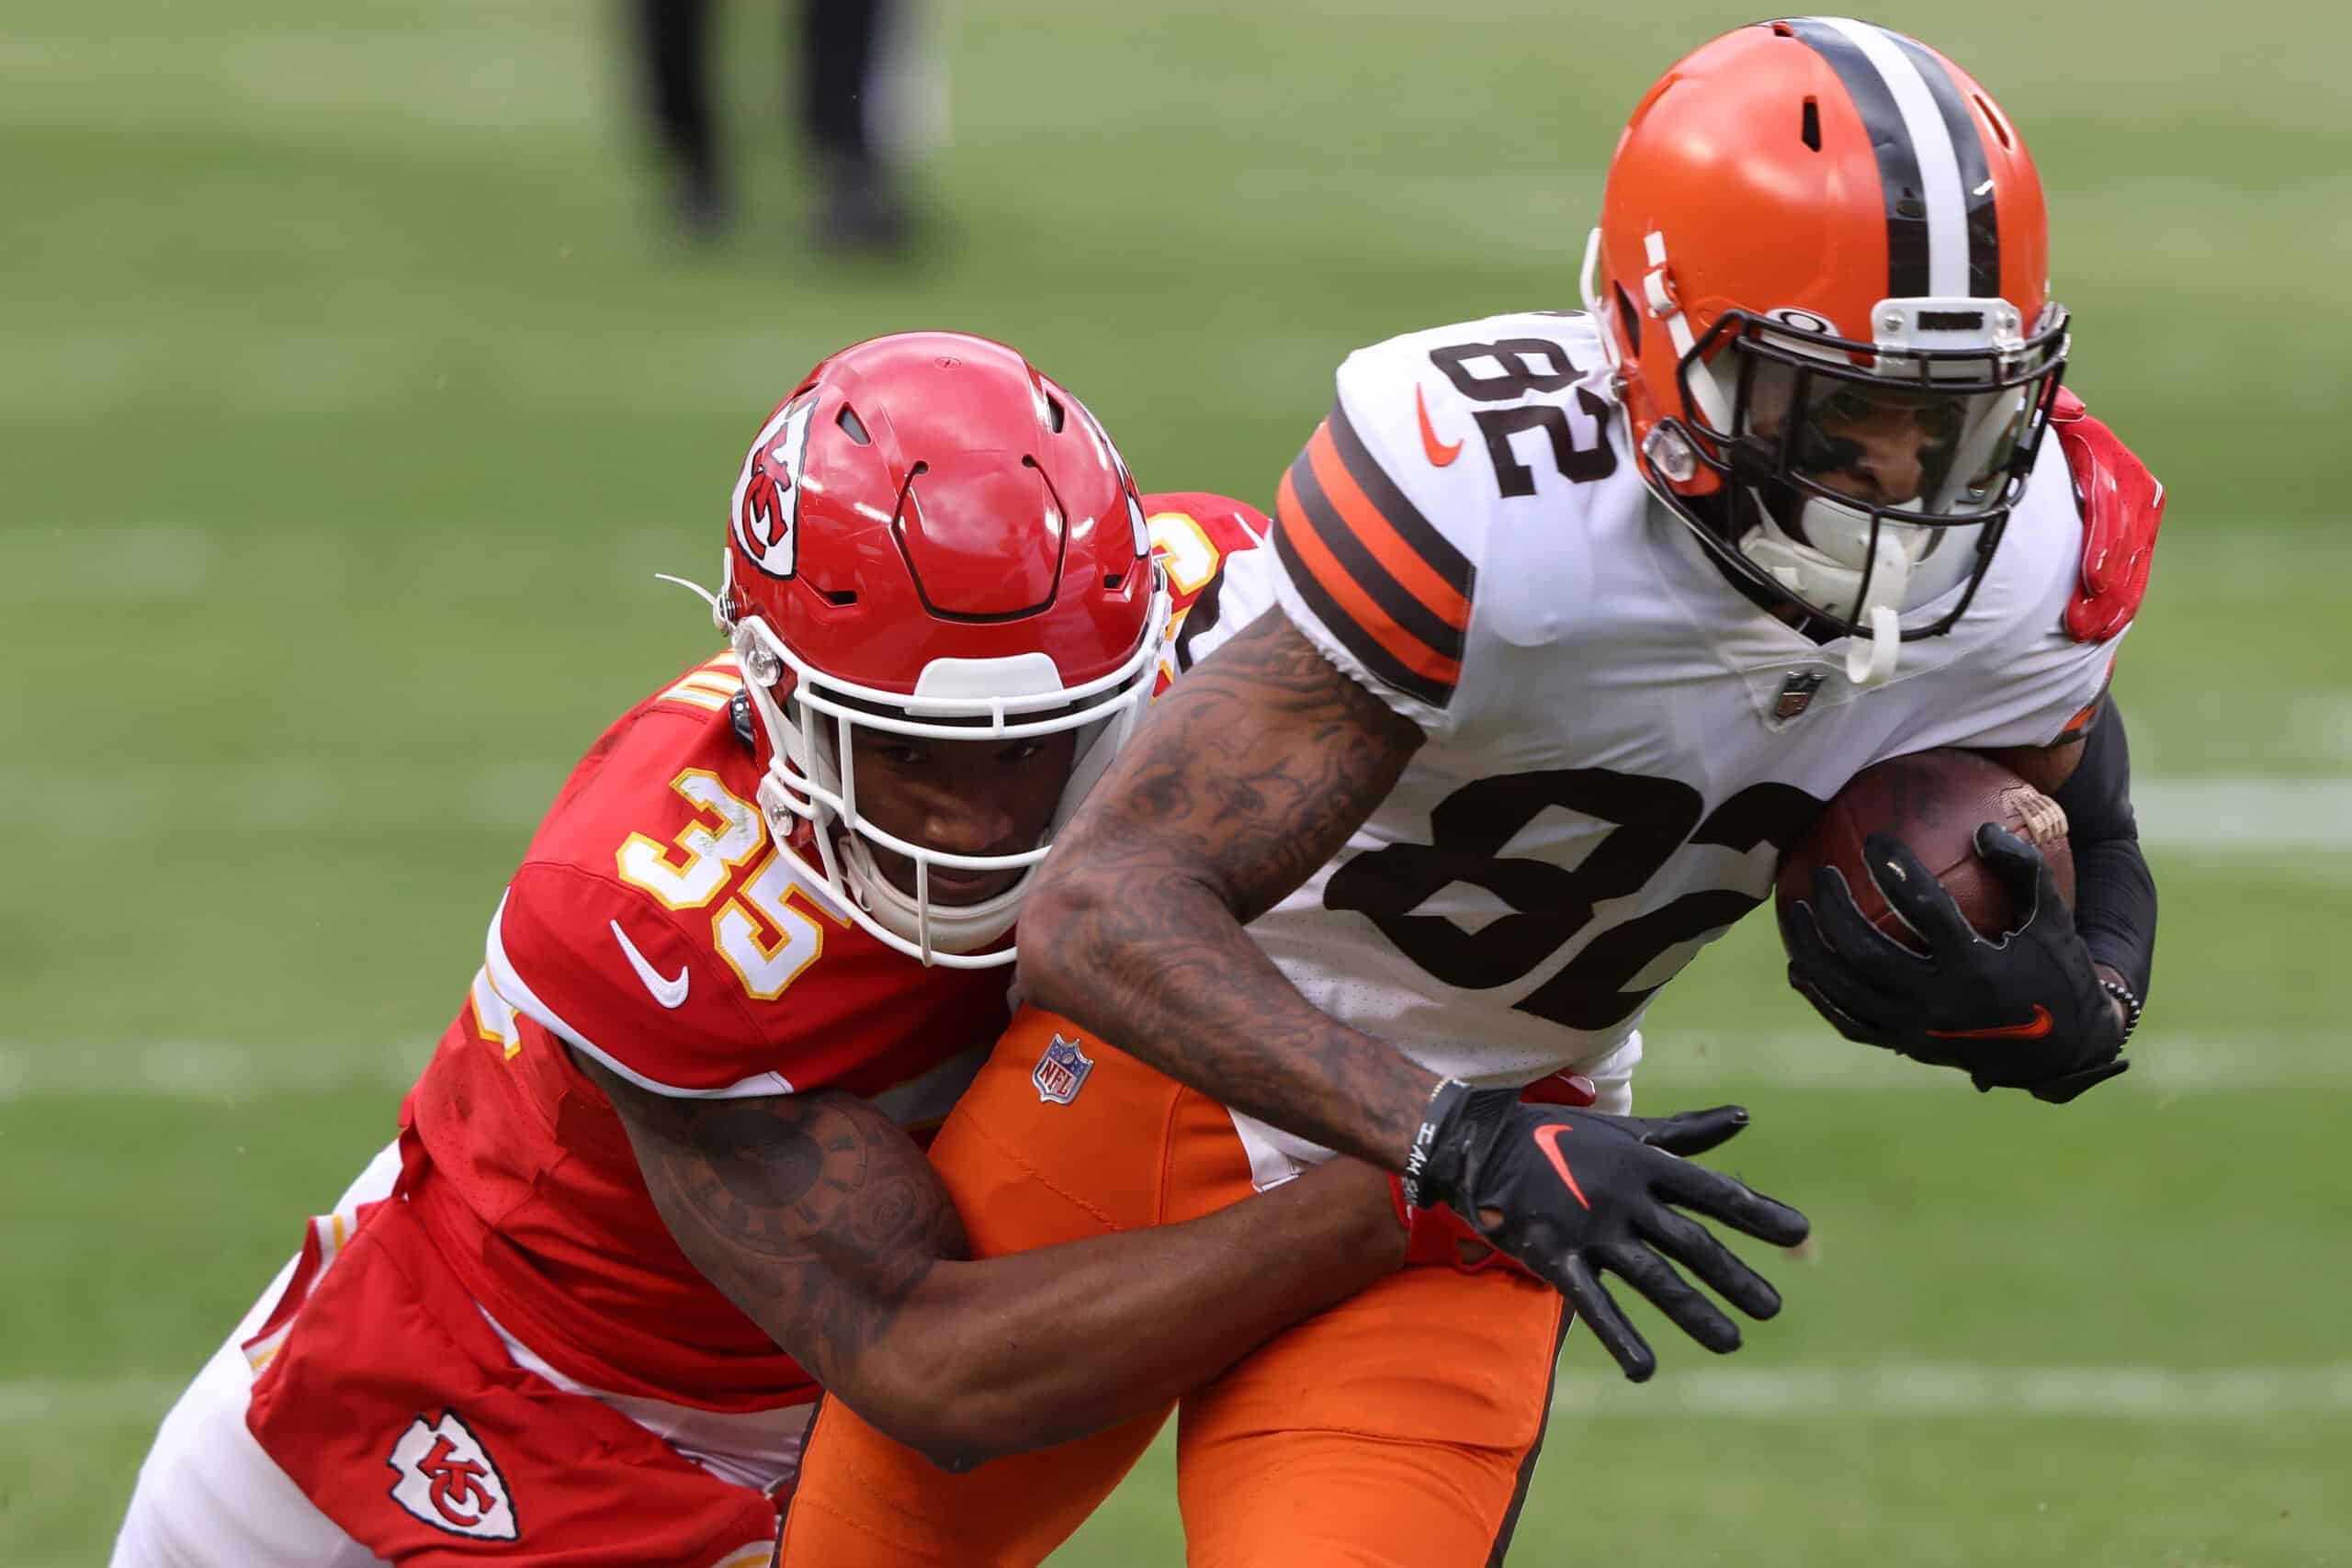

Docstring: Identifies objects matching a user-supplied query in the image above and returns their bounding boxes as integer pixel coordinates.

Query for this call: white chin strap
[1736,492,1963,687]
[750,744,1035,968]
[837,834,1030,956]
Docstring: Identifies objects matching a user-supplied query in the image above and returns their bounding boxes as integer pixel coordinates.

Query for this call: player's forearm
[876,1159,1403,1470]
[1021,871,1439,1167]
[1018,611,1438,1167]
[2052,698,2157,1003]
[586,1051,1402,1474]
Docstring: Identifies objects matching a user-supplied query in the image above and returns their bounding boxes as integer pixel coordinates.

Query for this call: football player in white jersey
[779,18,2164,1566]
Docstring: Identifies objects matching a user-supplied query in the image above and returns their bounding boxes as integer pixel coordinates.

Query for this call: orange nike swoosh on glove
[1416,385,1462,467]
[1532,1123,1591,1210]
[1928,1006,2054,1040]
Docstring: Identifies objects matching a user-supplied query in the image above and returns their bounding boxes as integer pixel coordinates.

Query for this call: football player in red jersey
[780,21,2165,1566]
[110,333,1551,1568]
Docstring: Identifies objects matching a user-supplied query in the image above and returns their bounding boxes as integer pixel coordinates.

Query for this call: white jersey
[1192,310,2120,1180]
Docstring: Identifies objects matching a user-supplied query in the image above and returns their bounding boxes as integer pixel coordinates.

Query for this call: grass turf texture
[4,0,2347,1561]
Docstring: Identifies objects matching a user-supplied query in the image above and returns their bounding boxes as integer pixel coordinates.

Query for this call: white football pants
[111,1141,813,1566]
[109,1141,404,1567]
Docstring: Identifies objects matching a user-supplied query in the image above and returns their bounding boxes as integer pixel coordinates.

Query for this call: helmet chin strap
[836,832,1028,956]
[1737,491,1911,687]
[1848,604,1902,686]
[745,676,1029,962]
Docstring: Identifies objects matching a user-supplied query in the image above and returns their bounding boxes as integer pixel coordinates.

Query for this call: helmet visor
[1772,377,2028,519]
[1689,306,2067,529]
[1663,305,2066,639]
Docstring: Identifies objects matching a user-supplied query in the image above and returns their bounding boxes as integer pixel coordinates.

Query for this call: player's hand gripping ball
[1775,749,2127,1102]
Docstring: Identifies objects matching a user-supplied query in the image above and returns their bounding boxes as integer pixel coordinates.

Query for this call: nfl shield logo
[1773,671,1826,722]
[1032,1034,1094,1105]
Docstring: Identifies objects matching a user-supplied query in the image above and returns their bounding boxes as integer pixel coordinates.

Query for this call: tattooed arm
[574,1050,1406,1472]
[1017,612,1440,1168]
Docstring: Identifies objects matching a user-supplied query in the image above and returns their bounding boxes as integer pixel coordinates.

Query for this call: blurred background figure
[630,0,930,251]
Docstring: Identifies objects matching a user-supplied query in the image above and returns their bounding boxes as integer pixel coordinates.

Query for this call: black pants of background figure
[631,0,908,250]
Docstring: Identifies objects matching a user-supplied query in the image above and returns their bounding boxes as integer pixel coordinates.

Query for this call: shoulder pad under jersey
[1140,491,1272,686]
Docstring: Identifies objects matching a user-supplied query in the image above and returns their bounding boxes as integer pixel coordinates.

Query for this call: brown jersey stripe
[1290,437,1470,663]
[1276,467,1460,707]
[1325,400,1476,608]
[1784,18,1931,299]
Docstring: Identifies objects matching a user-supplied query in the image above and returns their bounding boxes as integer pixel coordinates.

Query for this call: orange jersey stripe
[1277,467,1464,687]
[2056,660,2117,741]
[1303,426,1472,632]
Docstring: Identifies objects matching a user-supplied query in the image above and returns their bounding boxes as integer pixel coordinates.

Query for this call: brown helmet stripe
[1784,17,1933,298]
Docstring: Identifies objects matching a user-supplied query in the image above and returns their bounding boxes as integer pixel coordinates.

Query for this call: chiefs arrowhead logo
[731,394,819,580]
[386,1411,518,1540]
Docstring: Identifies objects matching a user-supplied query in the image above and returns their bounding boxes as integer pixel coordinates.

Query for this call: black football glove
[1779,824,2129,1103]
[1403,1086,1810,1382]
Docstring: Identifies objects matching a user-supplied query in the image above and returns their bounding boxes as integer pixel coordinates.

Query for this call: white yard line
[16,1365,2351,1431]
[0,761,568,834]
[1550,1364,2352,1420]
[1636,1029,2352,1093]
[0,1377,187,1429]
[0,1032,2339,1104]
[2131,776,2352,852]
[0,1039,430,1101]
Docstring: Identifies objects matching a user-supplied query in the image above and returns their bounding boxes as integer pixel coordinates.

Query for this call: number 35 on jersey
[614,768,849,1001]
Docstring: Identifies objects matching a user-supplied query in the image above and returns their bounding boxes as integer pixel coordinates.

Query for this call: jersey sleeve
[485,862,792,1100]
[1250,310,1661,738]
[1267,334,1490,737]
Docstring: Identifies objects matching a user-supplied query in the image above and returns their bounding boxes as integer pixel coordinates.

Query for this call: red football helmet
[701,332,1168,967]
[1581,18,2067,682]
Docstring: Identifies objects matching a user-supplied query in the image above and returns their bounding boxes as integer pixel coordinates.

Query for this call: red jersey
[402,653,1010,1412]
[400,492,1269,1416]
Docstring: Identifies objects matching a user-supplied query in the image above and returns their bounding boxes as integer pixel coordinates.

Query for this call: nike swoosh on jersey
[610,919,689,1009]
[1532,1122,1592,1210]
[1928,1005,2054,1040]
[1415,384,1463,467]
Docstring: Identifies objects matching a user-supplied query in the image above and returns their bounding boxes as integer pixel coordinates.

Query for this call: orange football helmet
[1582,18,2067,682]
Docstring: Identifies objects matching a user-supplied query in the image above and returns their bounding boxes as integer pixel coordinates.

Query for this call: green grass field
[5,0,2348,1562]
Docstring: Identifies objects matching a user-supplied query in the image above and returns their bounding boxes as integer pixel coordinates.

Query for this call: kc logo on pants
[387,1411,518,1540]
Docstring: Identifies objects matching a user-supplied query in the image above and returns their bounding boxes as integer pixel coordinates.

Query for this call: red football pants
[243,1196,784,1568]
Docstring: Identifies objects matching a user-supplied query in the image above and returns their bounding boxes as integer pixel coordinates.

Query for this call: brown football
[1775,749,2076,953]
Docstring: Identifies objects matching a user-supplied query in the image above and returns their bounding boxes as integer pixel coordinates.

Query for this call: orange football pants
[777,1009,1568,1567]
